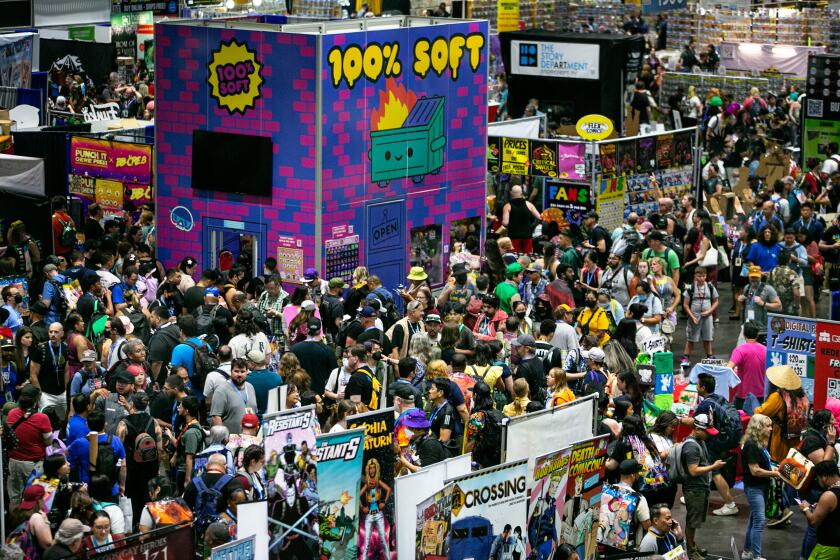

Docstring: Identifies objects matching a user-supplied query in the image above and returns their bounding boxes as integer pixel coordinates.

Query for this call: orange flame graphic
[370,78,416,131]
[340,490,352,505]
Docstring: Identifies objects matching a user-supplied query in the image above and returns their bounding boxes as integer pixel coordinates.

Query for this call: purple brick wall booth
[155,18,487,291]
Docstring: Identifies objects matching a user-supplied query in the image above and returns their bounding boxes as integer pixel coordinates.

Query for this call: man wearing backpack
[116,392,162,525]
[148,306,180,384]
[41,264,68,324]
[51,195,76,257]
[678,413,727,560]
[192,287,234,345]
[680,373,740,519]
[642,232,681,286]
[95,370,134,436]
[210,357,256,435]
[67,409,126,498]
[183,453,244,523]
[171,315,218,402]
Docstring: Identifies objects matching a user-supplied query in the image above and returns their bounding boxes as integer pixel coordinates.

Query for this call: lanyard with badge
[230,379,249,406]
[429,402,447,426]
[48,343,63,387]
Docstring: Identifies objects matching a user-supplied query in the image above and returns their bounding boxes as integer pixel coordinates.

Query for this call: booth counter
[154,16,488,290]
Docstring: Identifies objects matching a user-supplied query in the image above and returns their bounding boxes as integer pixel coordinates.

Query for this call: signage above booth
[510,40,600,80]
[576,114,614,140]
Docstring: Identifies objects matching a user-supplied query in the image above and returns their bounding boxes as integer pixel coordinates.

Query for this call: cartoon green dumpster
[369,96,446,188]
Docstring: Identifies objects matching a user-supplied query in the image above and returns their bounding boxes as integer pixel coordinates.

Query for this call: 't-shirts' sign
[511,40,600,80]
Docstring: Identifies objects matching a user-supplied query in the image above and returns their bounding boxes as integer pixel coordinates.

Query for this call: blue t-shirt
[171,337,206,401]
[746,242,781,272]
[67,414,89,447]
[111,281,136,305]
[67,433,126,495]
[42,274,66,323]
[247,369,283,416]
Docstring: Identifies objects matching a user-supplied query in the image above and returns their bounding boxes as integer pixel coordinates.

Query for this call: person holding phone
[741,414,781,560]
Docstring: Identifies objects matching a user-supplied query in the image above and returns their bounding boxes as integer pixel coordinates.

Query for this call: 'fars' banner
[814,319,840,409]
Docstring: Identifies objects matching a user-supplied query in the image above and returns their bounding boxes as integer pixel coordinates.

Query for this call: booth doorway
[365,199,406,311]
[203,217,266,277]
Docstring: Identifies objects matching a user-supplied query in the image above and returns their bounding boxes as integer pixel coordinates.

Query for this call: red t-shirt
[7,408,51,462]
[52,211,75,255]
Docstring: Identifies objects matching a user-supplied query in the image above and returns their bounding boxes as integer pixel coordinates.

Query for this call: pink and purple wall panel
[155,18,487,289]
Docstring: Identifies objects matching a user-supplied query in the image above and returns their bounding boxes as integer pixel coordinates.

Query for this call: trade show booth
[498,31,645,131]
[154,16,489,290]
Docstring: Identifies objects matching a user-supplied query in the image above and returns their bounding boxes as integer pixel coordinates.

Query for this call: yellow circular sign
[575,114,614,140]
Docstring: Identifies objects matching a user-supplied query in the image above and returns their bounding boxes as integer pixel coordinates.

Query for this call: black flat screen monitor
[191,129,272,197]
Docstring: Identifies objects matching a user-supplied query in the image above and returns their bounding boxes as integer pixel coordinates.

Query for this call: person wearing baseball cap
[577,346,608,397]
[244,348,281,417]
[439,262,476,314]
[523,262,546,309]
[300,267,329,305]
[495,263,523,315]
[512,334,546,398]
[682,412,727,559]
[321,278,346,339]
[70,349,106,398]
[740,264,781,329]
[43,517,89,559]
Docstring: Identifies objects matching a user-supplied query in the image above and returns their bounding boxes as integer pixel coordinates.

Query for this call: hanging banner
[262,406,319,556]
[497,0,520,32]
[596,175,626,234]
[447,460,529,559]
[113,0,179,15]
[317,428,366,560]
[544,181,591,226]
[561,436,609,560]
[416,485,453,560]
[0,33,34,89]
[814,320,840,409]
[69,137,152,184]
[527,447,572,559]
[511,40,600,80]
[767,314,816,402]
[111,11,154,60]
[557,142,587,180]
[642,0,688,14]
[346,407,397,560]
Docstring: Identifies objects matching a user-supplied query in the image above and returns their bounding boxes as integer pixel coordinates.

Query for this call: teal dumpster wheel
[432,168,441,175]
[377,181,390,188]
[412,175,425,184]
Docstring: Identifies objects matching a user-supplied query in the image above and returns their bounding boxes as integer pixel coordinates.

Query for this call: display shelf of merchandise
[291,0,341,17]
[470,0,567,31]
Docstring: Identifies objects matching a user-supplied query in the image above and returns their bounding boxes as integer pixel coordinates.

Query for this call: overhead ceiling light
[253,0,262,5]
[225,0,236,9]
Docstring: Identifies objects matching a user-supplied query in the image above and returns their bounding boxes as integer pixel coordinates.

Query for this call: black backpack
[126,308,151,345]
[184,341,220,392]
[705,394,744,449]
[55,214,77,248]
[472,409,503,468]
[48,279,69,320]
[93,435,117,482]
[335,317,361,352]
[195,305,220,336]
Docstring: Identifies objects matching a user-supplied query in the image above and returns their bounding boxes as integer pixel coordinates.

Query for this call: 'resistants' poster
[262,406,319,558]
[560,436,609,560]
[317,428,366,560]
[527,447,572,559]
[347,407,397,560]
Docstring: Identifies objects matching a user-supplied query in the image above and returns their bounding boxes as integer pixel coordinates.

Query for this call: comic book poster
[636,137,656,173]
[560,436,609,560]
[598,483,642,551]
[599,143,617,177]
[488,136,501,174]
[673,132,693,166]
[317,428,366,560]
[347,407,397,560]
[617,141,636,175]
[527,447,572,559]
[416,485,454,560]
[544,181,592,227]
[656,134,673,169]
[262,406,318,558]
[447,460,529,560]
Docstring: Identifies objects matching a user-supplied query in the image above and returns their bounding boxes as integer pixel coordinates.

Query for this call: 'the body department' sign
[511,40,600,80]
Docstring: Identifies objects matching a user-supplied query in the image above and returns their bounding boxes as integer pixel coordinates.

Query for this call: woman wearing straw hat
[755,365,810,527]
[755,365,810,463]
